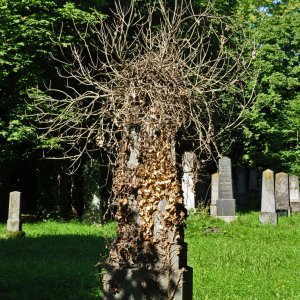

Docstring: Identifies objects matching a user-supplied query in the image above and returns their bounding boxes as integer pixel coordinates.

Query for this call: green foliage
[242,0,300,174]
[0,0,104,162]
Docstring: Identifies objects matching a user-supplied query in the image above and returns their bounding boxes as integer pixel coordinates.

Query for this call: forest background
[0,0,299,221]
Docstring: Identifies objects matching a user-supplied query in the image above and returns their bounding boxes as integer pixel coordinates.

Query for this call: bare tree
[31,0,254,298]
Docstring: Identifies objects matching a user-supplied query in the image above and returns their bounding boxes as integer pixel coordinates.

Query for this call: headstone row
[209,161,300,224]
[210,163,260,218]
[260,170,300,224]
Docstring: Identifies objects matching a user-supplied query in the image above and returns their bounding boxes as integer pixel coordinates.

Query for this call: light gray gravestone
[259,169,277,224]
[275,172,290,216]
[7,191,22,232]
[216,157,237,222]
[289,175,300,213]
[235,166,248,206]
[181,152,196,210]
[210,173,219,216]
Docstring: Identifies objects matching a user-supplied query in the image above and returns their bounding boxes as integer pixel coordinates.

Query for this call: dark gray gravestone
[7,191,22,232]
[216,157,236,222]
[259,169,277,224]
[235,166,248,206]
[275,172,290,216]
[289,175,300,213]
[210,173,219,217]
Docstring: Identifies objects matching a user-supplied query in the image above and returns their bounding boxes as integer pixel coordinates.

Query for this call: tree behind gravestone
[242,0,300,173]
[31,1,254,298]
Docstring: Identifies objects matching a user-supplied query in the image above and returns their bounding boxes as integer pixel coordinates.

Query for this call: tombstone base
[259,212,278,225]
[210,204,217,217]
[216,199,236,216]
[7,219,22,232]
[215,215,237,223]
[290,203,300,214]
[102,266,193,300]
[276,209,291,217]
[4,230,25,239]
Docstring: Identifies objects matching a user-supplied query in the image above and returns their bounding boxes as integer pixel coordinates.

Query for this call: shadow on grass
[0,234,111,300]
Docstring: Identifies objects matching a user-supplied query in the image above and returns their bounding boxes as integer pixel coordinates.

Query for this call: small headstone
[235,166,248,206]
[275,172,290,216]
[7,191,22,232]
[289,175,300,213]
[259,169,277,224]
[216,157,237,222]
[210,173,219,216]
[181,152,196,210]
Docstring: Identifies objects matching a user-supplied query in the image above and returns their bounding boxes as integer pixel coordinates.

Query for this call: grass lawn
[1,212,300,299]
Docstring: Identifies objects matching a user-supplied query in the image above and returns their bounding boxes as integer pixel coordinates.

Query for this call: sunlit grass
[1,212,300,299]
[186,211,300,300]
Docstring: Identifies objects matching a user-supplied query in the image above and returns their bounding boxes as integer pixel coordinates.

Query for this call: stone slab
[290,202,300,213]
[210,173,219,217]
[259,212,278,225]
[218,157,234,200]
[216,199,235,216]
[7,191,22,232]
[181,152,196,210]
[276,209,291,217]
[275,172,289,210]
[210,204,217,217]
[289,175,300,203]
[216,215,238,223]
[261,169,275,213]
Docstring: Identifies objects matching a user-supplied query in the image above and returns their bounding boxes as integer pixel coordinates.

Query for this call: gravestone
[289,175,300,213]
[216,157,236,222]
[235,166,248,207]
[259,169,277,224]
[210,173,219,216]
[181,152,196,210]
[275,172,290,216]
[7,191,22,232]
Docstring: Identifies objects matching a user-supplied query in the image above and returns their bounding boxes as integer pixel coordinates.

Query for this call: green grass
[1,213,300,299]
[0,221,116,300]
[186,211,300,300]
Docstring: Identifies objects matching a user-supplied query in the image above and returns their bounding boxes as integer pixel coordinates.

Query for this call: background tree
[240,0,300,173]
[0,0,107,220]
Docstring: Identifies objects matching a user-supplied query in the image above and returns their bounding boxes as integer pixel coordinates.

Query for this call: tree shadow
[0,233,112,300]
